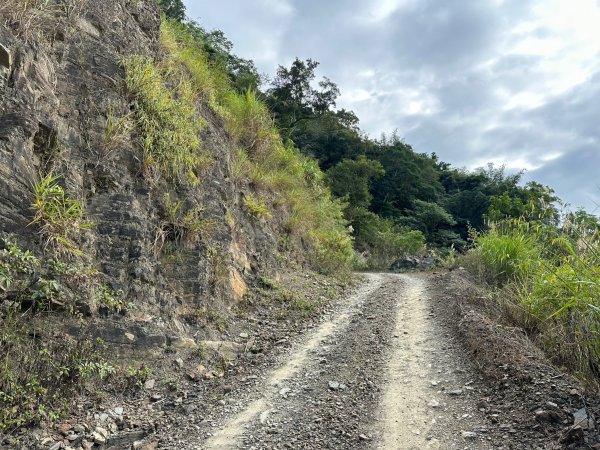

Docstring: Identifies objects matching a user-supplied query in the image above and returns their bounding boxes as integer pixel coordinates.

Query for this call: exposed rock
[57,423,72,435]
[573,407,594,430]
[461,431,477,439]
[230,267,248,301]
[170,336,198,350]
[279,387,291,397]
[447,389,463,396]
[92,432,107,445]
[0,0,287,369]
[0,43,11,94]
[561,425,584,444]
[389,255,437,271]
[199,341,246,361]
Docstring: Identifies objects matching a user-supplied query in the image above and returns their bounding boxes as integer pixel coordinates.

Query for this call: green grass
[30,175,92,257]
[123,55,210,186]
[156,194,214,249]
[473,226,541,282]
[155,19,354,277]
[466,215,600,384]
[243,194,272,220]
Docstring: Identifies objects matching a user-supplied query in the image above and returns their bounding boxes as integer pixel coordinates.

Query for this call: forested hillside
[2,0,600,444]
[157,1,568,269]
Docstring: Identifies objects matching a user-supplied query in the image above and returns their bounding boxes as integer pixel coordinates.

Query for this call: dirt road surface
[189,273,521,450]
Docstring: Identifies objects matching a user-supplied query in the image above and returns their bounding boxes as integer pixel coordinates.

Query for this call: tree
[267,58,340,135]
[369,142,443,216]
[291,111,370,169]
[158,0,186,22]
[326,157,384,210]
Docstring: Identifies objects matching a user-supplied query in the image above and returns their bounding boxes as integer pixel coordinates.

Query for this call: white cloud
[183,0,600,211]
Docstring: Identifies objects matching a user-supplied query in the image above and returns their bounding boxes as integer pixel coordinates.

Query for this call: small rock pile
[35,406,158,450]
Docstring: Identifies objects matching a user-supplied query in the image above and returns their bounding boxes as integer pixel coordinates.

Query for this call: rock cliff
[0,0,288,347]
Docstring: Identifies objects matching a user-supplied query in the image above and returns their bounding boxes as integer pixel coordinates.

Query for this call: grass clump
[155,194,214,251]
[101,104,133,159]
[243,194,272,220]
[30,175,92,258]
[206,246,230,290]
[123,55,210,186]
[0,0,88,43]
[473,225,541,283]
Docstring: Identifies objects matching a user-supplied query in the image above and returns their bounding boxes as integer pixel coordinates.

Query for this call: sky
[184,0,600,213]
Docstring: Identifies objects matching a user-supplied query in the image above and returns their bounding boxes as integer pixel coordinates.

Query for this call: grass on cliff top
[126,19,354,276]
[1,0,88,42]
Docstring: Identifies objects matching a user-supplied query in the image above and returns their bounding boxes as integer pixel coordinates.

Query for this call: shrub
[95,284,127,313]
[0,309,113,432]
[348,208,425,269]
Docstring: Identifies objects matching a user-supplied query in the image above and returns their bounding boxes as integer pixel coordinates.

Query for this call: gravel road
[196,273,516,449]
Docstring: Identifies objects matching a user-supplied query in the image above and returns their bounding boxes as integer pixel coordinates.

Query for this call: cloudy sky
[184,0,600,213]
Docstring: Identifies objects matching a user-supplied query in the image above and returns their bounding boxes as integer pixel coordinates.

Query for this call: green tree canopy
[158,0,186,22]
[267,58,340,137]
[326,156,385,210]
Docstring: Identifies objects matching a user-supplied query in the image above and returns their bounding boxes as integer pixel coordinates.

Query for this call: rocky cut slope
[0,0,353,436]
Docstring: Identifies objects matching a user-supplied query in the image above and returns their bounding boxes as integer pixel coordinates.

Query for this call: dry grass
[0,0,88,43]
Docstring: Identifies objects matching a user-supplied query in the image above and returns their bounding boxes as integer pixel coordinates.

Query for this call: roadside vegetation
[461,202,600,385]
[2,0,600,436]
[157,2,578,270]
[0,236,115,432]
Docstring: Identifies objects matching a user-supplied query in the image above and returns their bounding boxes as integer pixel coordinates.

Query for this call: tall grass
[467,214,600,383]
[123,56,210,186]
[0,0,88,42]
[475,226,541,282]
[30,175,92,257]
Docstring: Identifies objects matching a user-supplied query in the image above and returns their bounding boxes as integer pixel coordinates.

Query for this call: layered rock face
[0,1,279,343]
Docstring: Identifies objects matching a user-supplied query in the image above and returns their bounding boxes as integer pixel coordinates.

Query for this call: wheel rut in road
[202,273,386,449]
[199,273,508,449]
